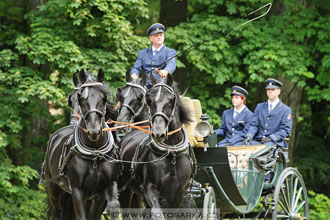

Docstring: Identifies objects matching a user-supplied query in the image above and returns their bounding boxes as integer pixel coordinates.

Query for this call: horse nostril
[160,133,166,139]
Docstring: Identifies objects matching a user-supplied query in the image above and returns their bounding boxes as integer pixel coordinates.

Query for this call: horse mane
[173,82,193,125]
[149,82,193,125]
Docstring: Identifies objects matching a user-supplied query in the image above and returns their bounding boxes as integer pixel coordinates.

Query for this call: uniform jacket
[246,100,292,147]
[215,107,253,146]
[130,45,176,86]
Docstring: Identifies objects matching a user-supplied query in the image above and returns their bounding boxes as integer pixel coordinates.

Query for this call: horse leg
[127,192,144,220]
[60,192,76,220]
[144,183,164,220]
[71,187,87,220]
[118,187,133,220]
[46,183,66,220]
[86,198,107,220]
[104,181,120,220]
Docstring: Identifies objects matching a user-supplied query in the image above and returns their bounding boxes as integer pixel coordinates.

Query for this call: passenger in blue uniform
[130,23,176,90]
[215,86,253,147]
[243,78,292,147]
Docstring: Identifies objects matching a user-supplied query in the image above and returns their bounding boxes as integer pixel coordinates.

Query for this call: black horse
[44,69,120,220]
[119,74,195,218]
[40,72,82,219]
[114,71,148,134]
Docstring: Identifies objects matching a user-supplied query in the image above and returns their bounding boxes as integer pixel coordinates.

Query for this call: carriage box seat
[181,96,204,147]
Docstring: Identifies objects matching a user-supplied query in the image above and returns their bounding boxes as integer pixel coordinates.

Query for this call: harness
[149,83,178,139]
[119,128,196,193]
[119,82,147,122]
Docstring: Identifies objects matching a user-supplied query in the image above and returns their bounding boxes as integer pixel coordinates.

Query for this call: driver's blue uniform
[130,45,176,89]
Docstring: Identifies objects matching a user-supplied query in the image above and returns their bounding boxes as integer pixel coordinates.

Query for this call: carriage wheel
[203,186,217,220]
[272,167,309,220]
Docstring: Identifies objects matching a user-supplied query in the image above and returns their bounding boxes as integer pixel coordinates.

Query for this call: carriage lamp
[196,114,213,151]
[196,114,212,138]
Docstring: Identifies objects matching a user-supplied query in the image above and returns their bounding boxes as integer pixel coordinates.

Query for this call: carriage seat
[180,96,204,147]
[227,145,267,170]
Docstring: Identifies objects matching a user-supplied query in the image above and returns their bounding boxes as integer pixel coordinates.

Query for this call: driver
[130,23,177,90]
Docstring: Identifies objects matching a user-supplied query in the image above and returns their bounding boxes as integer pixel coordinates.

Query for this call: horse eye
[77,93,83,102]
[146,96,151,106]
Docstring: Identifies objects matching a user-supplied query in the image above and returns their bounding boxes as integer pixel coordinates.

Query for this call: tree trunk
[160,0,187,27]
[279,76,303,166]
[160,0,188,91]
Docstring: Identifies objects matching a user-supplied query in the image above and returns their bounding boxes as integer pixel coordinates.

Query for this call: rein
[71,108,80,120]
[105,120,182,136]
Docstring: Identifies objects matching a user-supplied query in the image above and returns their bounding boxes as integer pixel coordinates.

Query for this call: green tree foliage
[308,190,330,220]
[0,0,150,217]
[165,0,330,195]
[0,0,329,217]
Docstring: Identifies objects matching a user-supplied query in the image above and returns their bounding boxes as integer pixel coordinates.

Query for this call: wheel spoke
[278,199,290,214]
[280,185,290,212]
[277,214,290,218]
[293,186,303,211]
[291,177,298,211]
[294,200,306,213]
[285,175,291,210]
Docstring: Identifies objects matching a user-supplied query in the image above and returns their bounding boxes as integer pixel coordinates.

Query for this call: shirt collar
[152,44,164,53]
[234,105,246,114]
[268,98,280,108]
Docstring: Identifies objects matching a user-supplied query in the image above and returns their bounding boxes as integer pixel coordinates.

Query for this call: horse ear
[97,69,104,83]
[166,74,173,87]
[79,69,87,84]
[150,72,158,85]
[126,69,133,82]
[116,87,122,99]
[141,71,147,86]
[73,73,80,87]
[67,94,72,107]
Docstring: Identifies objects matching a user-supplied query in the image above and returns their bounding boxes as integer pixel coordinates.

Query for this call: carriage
[43,72,308,220]
[181,96,309,220]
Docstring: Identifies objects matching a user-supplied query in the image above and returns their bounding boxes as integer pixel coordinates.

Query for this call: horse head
[115,71,147,134]
[146,74,191,143]
[77,69,108,142]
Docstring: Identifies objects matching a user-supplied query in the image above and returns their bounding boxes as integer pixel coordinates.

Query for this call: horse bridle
[119,82,147,121]
[149,83,177,131]
[79,81,107,122]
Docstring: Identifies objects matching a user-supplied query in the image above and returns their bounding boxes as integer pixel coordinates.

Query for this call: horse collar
[72,120,115,159]
[149,128,190,155]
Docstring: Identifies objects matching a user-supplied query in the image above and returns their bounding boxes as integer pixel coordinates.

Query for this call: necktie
[153,50,158,56]
[268,104,273,112]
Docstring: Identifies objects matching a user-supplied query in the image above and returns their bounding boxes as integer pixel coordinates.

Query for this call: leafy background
[0,0,329,219]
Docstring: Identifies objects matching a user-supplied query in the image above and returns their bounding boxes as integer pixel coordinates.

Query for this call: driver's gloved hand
[261,136,272,144]
[243,137,251,145]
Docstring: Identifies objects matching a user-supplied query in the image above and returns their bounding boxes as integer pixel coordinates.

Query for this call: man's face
[149,32,164,47]
[231,95,244,107]
[266,88,281,100]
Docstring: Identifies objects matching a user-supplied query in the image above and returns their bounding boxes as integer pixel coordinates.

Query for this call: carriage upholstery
[181,96,204,147]
[227,145,267,170]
